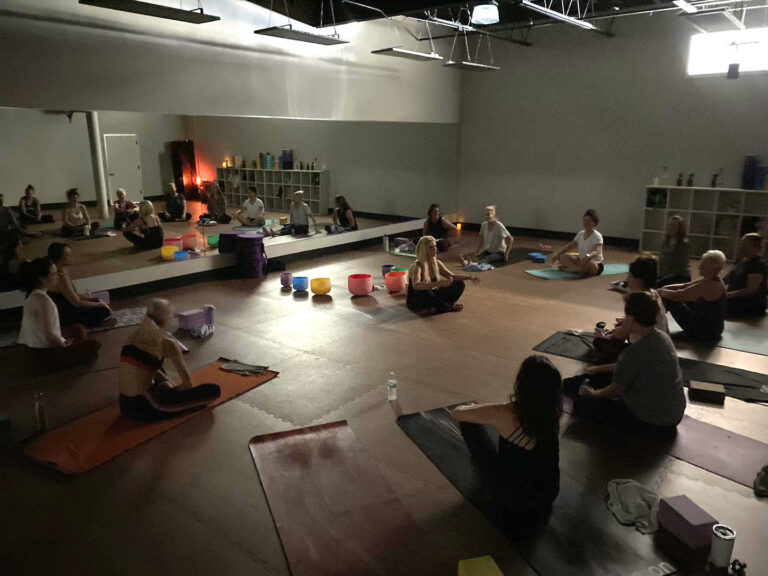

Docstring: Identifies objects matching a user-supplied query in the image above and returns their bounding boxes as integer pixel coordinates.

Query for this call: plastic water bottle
[387,372,397,402]
[383,235,390,253]
[34,393,48,434]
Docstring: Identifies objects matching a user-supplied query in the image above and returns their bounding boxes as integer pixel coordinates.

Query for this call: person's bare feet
[451,303,464,312]
[102,316,118,328]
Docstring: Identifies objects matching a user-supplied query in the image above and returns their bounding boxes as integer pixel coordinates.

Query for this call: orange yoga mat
[24,361,278,474]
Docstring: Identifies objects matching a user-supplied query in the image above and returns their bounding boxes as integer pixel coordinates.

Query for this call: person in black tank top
[123,200,165,250]
[451,356,562,526]
[423,204,458,252]
[331,195,358,230]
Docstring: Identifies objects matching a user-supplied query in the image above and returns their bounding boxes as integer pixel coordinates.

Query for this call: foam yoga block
[528,252,547,263]
[458,556,503,576]
[688,381,726,405]
[658,496,717,549]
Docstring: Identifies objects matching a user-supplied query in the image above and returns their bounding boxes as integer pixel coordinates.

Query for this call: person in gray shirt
[565,292,686,430]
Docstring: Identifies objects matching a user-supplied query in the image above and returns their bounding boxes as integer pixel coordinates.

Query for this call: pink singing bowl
[348,274,373,296]
[385,271,407,293]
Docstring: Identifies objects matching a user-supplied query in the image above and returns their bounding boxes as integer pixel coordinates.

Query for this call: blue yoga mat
[525,263,629,280]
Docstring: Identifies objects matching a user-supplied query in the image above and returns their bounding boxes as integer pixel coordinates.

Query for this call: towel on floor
[756,465,768,497]
[464,263,494,272]
[606,479,660,534]
[220,358,267,376]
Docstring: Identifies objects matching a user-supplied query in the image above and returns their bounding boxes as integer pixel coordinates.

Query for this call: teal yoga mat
[525,264,629,280]
[668,317,768,357]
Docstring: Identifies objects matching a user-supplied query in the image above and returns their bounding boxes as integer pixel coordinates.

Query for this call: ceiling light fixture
[471,1,500,26]
[673,0,698,14]
[520,0,597,30]
[255,0,347,45]
[79,0,220,24]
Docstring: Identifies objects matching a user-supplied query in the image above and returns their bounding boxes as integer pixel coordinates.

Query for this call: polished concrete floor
[1,234,766,575]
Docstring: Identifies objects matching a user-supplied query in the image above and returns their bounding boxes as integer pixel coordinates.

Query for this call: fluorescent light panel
[443,60,500,71]
[520,0,596,30]
[254,25,349,45]
[371,47,443,61]
[673,0,698,14]
[79,0,220,23]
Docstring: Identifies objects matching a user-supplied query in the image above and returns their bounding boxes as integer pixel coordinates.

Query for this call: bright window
[687,27,768,76]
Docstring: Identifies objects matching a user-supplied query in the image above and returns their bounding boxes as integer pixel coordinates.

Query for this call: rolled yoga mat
[0,306,147,349]
[525,263,629,280]
[248,420,446,576]
[23,360,278,474]
[396,407,676,576]
[533,331,768,402]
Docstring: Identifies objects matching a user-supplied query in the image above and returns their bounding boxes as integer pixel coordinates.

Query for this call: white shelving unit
[215,167,330,215]
[640,186,768,260]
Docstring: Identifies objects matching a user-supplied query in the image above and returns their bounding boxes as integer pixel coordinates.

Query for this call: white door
[104,134,143,202]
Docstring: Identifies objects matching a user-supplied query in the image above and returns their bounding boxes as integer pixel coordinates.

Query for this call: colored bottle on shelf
[676,173,684,187]
[687,173,695,187]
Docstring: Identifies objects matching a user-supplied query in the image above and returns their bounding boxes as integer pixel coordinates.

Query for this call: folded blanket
[606,479,660,534]
[464,263,494,272]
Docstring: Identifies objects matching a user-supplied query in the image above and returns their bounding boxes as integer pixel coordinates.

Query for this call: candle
[456,222,462,231]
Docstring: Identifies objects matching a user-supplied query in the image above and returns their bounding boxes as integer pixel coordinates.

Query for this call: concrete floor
[1,233,766,575]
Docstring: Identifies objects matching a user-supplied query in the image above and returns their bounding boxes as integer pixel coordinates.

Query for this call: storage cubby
[689,235,710,258]
[642,231,664,253]
[692,189,717,212]
[690,212,714,235]
[668,188,692,210]
[712,237,738,260]
[644,209,667,231]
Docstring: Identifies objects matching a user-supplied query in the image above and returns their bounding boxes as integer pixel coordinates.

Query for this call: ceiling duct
[79,0,220,23]
[255,0,349,45]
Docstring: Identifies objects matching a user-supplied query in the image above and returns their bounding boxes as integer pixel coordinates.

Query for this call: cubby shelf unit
[641,186,768,260]
[216,167,330,215]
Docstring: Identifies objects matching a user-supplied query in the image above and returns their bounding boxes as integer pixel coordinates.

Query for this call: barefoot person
[235,187,266,227]
[47,242,114,329]
[158,183,191,223]
[123,201,164,250]
[460,205,513,266]
[551,209,604,275]
[658,250,727,341]
[407,235,477,314]
[658,215,691,287]
[17,257,100,369]
[61,188,95,237]
[119,299,221,421]
[423,203,457,252]
[451,355,562,523]
[113,188,138,229]
[724,233,767,317]
[18,185,43,225]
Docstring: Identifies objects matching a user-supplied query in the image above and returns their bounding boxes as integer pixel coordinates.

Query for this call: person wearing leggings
[407,235,477,314]
[119,298,220,421]
[564,292,686,433]
[451,355,562,528]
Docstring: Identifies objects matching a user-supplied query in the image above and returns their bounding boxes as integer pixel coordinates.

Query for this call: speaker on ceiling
[170,140,199,199]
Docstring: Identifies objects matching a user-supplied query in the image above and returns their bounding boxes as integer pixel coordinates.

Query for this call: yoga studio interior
[2,1,768,575]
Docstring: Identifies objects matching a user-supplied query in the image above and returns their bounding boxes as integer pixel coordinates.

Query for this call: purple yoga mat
[669,416,768,489]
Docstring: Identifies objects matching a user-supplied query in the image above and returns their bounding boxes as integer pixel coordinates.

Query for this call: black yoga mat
[534,331,768,402]
[397,408,676,576]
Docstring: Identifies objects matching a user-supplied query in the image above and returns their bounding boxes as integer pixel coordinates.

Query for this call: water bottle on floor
[387,372,397,402]
[34,393,47,434]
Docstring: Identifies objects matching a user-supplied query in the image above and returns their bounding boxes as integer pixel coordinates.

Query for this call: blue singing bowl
[292,276,309,291]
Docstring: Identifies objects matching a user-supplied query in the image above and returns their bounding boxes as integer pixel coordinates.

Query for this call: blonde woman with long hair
[123,200,165,250]
[407,236,478,314]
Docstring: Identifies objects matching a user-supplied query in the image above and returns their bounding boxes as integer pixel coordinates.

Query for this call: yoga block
[458,556,503,576]
[528,252,546,263]
[688,381,726,405]
[177,308,206,330]
[658,495,717,549]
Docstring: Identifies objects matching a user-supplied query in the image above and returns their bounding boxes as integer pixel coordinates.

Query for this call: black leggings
[50,292,111,328]
[119,383,221,422]
[563,373,677,435]
[664,300,723,341]
[123,229,163,250]
[406,280,465,314]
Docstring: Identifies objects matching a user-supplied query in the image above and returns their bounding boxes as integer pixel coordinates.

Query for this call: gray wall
[0,108,186,204]
[458,13,768,239]
[189,116,460,218]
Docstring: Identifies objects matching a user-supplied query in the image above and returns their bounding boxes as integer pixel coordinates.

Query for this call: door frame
[103,133,143,202]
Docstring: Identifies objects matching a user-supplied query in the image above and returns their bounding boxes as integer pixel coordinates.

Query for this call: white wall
[189,116,460,217]
[459,13,768,238]
[0,0,459,123]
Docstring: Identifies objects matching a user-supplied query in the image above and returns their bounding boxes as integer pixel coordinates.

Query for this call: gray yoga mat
[0,306,146,348]
[668,317,768,357]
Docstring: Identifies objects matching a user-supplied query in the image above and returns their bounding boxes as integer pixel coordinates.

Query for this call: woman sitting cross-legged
[565,292,686,431]
[724,233,767,317]
[460,205,513,266]
[47,242,114,329]
[450,355,562,524]
[330,194,358,231]
[61,188,96,237]
[423,203,457,252]
[407,235,477,314]
[113,187,138,229]
[658,249,727,342]
[551,208,604,275]
[123,200,164,250]
[119,299,221,421]
[17,257,101,369]
[593,254,668,360]
[657,215,691,287]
